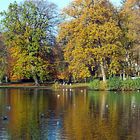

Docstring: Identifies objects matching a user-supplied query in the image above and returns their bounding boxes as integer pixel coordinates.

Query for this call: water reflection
[0,88,140,139]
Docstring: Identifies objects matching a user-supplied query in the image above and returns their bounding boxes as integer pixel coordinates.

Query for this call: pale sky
[0,0,122,12]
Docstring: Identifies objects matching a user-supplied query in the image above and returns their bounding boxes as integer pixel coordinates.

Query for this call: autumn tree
[0,1,58,85]
[26,0,60,81]
[117,0,140,78]
[0,33,7,83]
[123,0,140,76]
[27,0,67,82]
[58,0,125,82]
[26,0,59,46]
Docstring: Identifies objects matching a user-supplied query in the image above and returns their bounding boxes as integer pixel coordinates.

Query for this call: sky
[0,0,122,12]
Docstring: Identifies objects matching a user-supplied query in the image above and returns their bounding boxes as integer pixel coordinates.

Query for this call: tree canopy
[58,0,126,81]
[0,0,58,84]
[0,34,7,83]
[0,0,139,84]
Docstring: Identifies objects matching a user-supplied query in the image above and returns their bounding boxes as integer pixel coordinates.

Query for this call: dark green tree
[0,34,7,83]
[0,1,58,85]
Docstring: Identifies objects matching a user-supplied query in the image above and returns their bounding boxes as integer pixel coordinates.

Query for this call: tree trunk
[5,76,8,83]
[120,73,122,79]
[33,76,39,86]
[123,70,125,80]
[100,62,106,82]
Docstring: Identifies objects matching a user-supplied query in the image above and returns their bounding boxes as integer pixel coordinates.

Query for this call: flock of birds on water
[57,82,85,98]
[1,103,137,122]
[1,105,47,121]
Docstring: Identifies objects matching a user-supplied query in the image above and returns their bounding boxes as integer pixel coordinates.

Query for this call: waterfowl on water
[40,113,45,118]
[106,105,109,108]
[2,116,8,121]
[6,105,11,110]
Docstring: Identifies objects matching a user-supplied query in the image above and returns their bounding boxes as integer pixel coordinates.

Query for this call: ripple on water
[0,129,10,139]
[0,89,139,140]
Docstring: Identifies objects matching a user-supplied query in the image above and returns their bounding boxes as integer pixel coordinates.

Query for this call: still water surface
[0,88,140,140]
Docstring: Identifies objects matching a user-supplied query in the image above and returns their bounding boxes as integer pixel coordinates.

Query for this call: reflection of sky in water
[0,89,139,139]
[47,112,63,140]
[0,127,9,139]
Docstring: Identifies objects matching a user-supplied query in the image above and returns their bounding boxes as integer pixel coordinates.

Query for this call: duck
[40,113,45,118]
[106,104,109,108]
[2,116,8,121]
[6,105,11,110]
[81,90,83,92]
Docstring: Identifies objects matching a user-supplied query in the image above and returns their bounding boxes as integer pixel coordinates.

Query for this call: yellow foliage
[58,0,126,80]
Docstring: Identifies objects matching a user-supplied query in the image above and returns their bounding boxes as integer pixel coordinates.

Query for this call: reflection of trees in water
[0,89,140,139]
[0,89,48,139]
[88,92,140,140]
[0,88,69,139]
[58,91,140,140]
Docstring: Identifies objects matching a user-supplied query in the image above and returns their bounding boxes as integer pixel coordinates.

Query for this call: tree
[119,0,140,77]
[0,33,7,83]
[58,0,125,82]
[0,1,58,85]
[26,0,59,46]
[125,0,140,76]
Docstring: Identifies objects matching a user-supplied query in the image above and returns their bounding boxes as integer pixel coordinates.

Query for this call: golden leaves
[58,0,129,79]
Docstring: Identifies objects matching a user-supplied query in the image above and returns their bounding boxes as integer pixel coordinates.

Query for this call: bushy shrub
[122,78,140,91]
[135,78,140,90]
[89,79,100,90]
[107,77,122,91]
[52,82,61,89]
[89,77,140,91]
[99,81,108,91]
[122,79,135,91]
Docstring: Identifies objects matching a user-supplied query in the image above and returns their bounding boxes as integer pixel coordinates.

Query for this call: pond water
[0,88,140,140]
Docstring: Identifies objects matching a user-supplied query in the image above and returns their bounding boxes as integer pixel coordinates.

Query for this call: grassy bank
[89,77,140,91]
[52,82,88,89]
[1,78,139,91]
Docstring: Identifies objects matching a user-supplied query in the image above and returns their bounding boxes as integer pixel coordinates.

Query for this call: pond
[0,88,140,140]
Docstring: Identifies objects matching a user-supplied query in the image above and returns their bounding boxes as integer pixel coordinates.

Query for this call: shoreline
[0,83,52,89]
[0,83,88,89]
[0,83,139,91]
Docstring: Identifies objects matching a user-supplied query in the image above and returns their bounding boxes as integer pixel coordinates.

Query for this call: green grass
[89,77,140,91]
